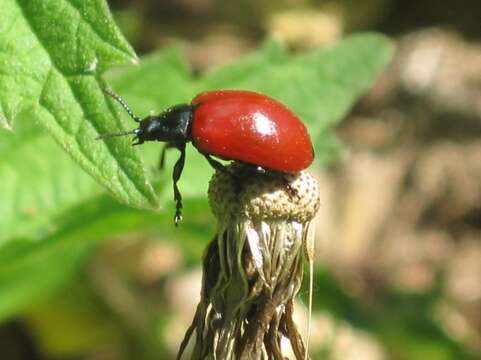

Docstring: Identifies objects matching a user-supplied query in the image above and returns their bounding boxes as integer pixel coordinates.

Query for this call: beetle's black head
[97,89,194,145]
[132,104,194,145]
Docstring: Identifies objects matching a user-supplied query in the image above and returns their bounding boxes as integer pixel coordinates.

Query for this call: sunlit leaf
[0,0,157,209]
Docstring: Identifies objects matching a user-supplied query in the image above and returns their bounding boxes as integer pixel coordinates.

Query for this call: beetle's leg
[204,155,246,193]
[203,154,228,173]
[280,175,299,199]
[244,165,299,199]
[159,142,176,170]
[172,144,186,226]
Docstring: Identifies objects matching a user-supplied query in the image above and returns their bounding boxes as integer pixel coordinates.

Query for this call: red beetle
[98,90,314,224]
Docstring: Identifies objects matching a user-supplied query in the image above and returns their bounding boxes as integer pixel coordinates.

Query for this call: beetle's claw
[132,136,145,146]
[174,211,183,226]
[285,182,299,199]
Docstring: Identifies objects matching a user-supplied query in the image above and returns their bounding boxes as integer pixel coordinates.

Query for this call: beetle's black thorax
[136,104,194,144]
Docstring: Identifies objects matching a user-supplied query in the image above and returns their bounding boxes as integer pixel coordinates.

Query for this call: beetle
[97,89,314,225]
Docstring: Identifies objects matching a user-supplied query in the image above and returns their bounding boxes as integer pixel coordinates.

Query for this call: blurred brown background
[109,0,481,357]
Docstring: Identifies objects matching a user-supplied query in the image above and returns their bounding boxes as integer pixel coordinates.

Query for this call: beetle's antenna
[96,129,136,140]
[104,88,141,123]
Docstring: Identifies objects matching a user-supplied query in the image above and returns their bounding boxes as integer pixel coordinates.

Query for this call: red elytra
[99,89,315,224]
[191,90,314,172]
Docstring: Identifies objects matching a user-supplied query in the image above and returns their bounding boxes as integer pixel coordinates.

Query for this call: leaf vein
[14,0,152,204]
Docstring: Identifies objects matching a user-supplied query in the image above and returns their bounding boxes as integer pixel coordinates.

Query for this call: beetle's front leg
[159,142,176,170]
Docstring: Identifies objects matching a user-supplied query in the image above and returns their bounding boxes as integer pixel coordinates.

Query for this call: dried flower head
[178,163,320,360]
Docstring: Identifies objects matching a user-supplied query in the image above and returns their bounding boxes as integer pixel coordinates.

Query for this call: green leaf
[200,40,288,88]
[0,0,158,209]
[107,48,195,110]
[0,121,100,244]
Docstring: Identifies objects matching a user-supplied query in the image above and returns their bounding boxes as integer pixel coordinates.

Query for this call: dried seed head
[208,164,320,224]
[179,163,320,360]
